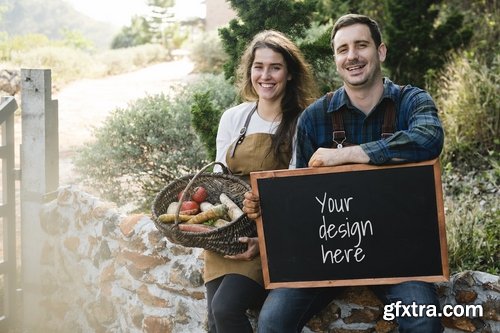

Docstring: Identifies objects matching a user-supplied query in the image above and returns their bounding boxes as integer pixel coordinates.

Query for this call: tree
[146,0,175,45]
[219,0,317,81]
[383,0,472,88]
[111,16,154,49]
[315,0,384,24]
[111,0,175,49]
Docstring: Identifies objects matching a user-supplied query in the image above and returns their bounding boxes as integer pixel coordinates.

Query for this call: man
[243,14,444,333]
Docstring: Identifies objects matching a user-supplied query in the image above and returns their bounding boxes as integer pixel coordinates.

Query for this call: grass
[442,164,499,275]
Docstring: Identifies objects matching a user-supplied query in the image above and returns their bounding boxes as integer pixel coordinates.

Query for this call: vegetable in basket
[187,204,228,224]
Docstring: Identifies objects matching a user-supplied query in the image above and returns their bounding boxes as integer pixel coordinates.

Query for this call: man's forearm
[308,145,370,167]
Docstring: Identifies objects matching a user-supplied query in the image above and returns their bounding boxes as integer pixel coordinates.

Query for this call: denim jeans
[257,281,443,333]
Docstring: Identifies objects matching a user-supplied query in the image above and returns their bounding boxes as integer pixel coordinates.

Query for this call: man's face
[332,23,386,89]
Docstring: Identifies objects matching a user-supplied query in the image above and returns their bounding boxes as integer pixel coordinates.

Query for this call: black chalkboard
[250,159,448,289]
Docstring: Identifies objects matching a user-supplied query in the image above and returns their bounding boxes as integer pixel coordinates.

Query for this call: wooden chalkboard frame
[250,159,449,289]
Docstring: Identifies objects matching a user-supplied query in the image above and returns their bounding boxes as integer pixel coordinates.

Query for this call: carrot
[186,204,228,224]
[178,223,214,233]
[157,214,193,223]
[219,193,244,220]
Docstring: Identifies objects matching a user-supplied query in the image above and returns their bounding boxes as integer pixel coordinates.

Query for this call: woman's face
[251,47,291,103]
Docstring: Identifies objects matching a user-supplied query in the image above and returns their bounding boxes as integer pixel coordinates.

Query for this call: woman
[205,30,319,333]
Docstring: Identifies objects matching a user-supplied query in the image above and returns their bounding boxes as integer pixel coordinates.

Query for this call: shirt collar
[329,77,399,113]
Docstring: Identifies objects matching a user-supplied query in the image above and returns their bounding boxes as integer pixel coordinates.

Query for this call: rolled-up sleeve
[361,89,444,164]
[295,112,317,168]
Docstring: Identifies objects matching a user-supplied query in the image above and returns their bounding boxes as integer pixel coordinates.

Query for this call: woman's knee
[211,294,236,320]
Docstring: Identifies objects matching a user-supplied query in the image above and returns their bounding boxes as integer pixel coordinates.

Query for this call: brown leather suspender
[327,86,404,148]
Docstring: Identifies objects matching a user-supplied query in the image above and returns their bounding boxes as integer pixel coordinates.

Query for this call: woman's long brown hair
[236,30,319,164]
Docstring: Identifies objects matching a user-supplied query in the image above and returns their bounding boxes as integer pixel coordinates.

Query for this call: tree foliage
[145,0,175,44]
[219,0,317,81]
[383,0,472,88]
[111,0,180,49]
[111,16,155,49]
[189,74,238,160]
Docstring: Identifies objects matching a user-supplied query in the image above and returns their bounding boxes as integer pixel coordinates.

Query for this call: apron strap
[230,104,257,158]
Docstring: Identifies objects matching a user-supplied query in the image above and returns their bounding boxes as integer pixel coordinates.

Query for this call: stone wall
[38,186,499,333]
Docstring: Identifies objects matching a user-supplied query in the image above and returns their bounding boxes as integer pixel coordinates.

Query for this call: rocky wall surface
[38,186,499,333]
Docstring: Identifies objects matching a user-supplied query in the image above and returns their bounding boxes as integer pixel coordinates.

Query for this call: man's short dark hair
[330,14,383,51]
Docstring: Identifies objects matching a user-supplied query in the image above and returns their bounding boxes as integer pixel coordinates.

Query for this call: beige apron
[204,130,291,285]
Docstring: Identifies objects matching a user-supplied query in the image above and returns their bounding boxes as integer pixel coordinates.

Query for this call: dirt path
[52,58,196,186]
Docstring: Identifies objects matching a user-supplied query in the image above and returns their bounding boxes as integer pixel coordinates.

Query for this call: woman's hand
[242,191,261,219]
[224,237,260,261]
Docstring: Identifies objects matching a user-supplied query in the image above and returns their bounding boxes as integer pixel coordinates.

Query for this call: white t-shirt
[214,102,282,172]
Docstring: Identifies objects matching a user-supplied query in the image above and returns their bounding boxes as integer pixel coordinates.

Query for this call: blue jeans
[257,281,443,333]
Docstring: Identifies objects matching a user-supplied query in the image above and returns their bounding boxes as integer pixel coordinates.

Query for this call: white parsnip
[214,219,231,228]
[187,204,228,224]
[219,193,244,220]
[166,202,179,214]
[200,201,215,212]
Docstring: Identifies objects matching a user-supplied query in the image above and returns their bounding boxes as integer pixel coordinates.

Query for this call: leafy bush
[10,46,104,85]
[188,31,228,74]
[95,44,170,75]
[73,89,209,210]
[189,74,237,160]
[0,33,51,60]
[5,43,169,88]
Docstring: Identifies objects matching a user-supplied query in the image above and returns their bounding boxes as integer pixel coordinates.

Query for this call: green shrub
[188,74,237,160]
[5,43,169,88]
[188,31,228,74]
[10,46,104,85]
[95,44,170,76]
[73,89,209,210]
[0,33,51,60]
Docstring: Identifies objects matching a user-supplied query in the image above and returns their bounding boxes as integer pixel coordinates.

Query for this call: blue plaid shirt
[295,78,444,167]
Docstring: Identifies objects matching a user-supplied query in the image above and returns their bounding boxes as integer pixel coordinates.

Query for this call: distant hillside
[0,0,120,49]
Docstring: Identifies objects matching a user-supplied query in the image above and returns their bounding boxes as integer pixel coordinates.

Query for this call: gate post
[20,69,59,330]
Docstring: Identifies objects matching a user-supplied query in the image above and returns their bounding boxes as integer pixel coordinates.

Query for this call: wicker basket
[151,162,257,255]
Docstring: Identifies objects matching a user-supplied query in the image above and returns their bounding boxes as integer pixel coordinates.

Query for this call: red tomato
[180,201,199,215]
[191,186,208,203]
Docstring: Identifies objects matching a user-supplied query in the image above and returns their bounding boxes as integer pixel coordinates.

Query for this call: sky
[65,0,205,27]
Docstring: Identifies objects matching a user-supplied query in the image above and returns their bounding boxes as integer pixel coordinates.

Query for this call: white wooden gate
[0,69,59,332]
[0,95,18,332]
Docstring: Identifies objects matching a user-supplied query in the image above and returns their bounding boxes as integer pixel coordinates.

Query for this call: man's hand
[224,237,260,260]
[309,146,370,167]
[242,191,261,219]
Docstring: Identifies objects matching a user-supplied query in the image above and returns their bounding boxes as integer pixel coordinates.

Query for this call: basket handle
[174,161,229,225]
